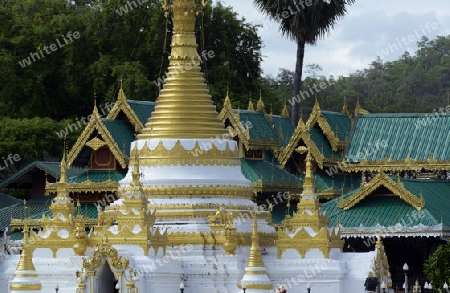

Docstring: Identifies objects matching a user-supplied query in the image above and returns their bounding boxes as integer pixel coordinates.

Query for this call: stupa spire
[246,215,264,268]
[239,213,272,292]
[138,0,227,139]
[302,151,316,196]
[10,223,42,292]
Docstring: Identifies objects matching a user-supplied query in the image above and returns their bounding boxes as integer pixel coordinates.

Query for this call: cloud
[217,0,450,77]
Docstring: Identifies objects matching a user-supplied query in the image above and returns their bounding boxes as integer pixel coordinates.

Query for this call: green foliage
[269,35,450,115]
[424,242,450,291]
[6,188,31,200]
[0,117,79,167]
[0,0,263,120]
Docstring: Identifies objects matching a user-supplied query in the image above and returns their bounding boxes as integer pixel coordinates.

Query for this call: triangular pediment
[106,87,144,132]
[67,107,129,169]
[277,118,324,169]
[337,172,425,211]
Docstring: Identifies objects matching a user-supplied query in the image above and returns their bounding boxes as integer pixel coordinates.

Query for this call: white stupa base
[0,244,378,293]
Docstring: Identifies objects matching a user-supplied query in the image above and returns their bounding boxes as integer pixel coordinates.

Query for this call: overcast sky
[216,0,450,78]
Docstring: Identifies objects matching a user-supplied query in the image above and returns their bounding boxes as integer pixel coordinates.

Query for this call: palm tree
[253,0,355,126]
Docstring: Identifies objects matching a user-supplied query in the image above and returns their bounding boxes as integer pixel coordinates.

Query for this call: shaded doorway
[97,261,118,293]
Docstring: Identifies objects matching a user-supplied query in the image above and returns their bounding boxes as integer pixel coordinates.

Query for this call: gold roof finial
[223,86,232,109]
[342,96,351,117]
[256,90,266,112]
[281,104,289,118]
[248,93,254,111]
[118,78,127,101]
[94,90,97,109]
[137,0,228,140]
[60,138,68,184]
[355,98,369,116]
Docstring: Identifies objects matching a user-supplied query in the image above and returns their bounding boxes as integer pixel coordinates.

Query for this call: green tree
[0,0,263,120]
[253,0,355,126]
[424,242,450,291]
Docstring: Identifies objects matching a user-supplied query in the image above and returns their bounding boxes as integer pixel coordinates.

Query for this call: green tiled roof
[346,113,450,162]
[0,197,52,230]
[321,178,450,235]
[271,203,297,224]
[309,127,341,160]
[240,156,301,188]
[127,99,155,126]
[272,115,294,146]
[237,110,280,143]
[321,111,352,141]
[0,161,84,189]
[68,169,126,184]
[314,173,361,193]
[102,119,136,157]
[0,193,22,209]
[74,202,100,218]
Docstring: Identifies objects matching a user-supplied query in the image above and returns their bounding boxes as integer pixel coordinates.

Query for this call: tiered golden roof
[276,151,343,258]
[138,0,227,140]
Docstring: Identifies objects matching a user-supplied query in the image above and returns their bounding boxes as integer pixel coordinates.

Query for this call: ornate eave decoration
[337,172,425,211]
[82,239,130,273]
[306,99,340,151]
[219,93,251,145]
[250,181,301,194]
[45,178,120,194]
[106,85,144,132]
[66,105,129,168]
[343,155,450,172]
[277,118,324,169]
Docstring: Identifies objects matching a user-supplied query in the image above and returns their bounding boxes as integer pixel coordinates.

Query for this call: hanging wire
[156,0,172,97]
[113,0,151,99]
[216,0,260,92]
[198,0,209,83]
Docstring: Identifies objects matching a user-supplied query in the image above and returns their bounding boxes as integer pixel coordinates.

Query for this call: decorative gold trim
[10,283,42,290]
[86,137,107,151]
[82,239,130,277]
[66,105,128,168]
[337,172,425,210]
[344,156,450,172]
[106,86,144,132]
[238,283,273,290]
[277,118,324,169]
[46,179,119,194]
[219,93,281,150]
[132,140,240,166]
[306,99,339,151]
[142,185,253,199]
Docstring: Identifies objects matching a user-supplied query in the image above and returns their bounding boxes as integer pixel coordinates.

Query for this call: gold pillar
[89,271,95,293]
[117,271,123,293]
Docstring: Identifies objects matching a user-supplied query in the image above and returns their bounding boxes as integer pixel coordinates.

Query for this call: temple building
[0,0,392,292]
